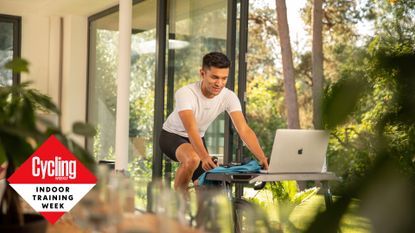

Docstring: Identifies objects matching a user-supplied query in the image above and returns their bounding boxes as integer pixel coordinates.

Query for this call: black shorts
[159,129,207,181]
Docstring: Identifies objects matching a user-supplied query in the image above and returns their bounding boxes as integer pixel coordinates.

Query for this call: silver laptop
[260,129,329,174]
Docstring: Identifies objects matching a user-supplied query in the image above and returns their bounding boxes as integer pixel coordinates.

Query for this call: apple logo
[297,148,303,155]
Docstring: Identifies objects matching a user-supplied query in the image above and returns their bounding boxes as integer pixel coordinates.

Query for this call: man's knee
[183,154,200,170]
[176,143,200,170]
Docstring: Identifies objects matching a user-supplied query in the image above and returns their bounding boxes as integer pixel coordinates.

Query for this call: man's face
[200,67,229,98]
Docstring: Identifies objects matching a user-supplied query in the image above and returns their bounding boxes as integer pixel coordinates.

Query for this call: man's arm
[229,111,269,169]
[178,110,217,171]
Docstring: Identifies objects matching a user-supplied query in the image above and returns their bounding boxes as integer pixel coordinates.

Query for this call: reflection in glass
[0,21,14,86]
[168,0,228,155]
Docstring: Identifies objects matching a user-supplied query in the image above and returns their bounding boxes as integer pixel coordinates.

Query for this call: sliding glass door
[167,0,228,157]
[87,0,157,210]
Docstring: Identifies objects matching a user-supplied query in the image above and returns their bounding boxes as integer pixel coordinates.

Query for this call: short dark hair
[202,52,231,70]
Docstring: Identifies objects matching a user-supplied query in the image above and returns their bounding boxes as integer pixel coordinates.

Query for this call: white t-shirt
[163,81,242,137]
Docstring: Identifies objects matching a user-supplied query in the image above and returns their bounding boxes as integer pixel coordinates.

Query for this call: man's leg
[174,143,200,193]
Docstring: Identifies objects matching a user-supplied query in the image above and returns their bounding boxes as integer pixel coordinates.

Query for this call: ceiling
[0,0,118,16]
[0,0,227,39]
[92,0,157,32]
[91,0,227,39]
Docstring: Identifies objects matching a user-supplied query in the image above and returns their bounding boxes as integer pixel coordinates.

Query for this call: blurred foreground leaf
[72,122,97,137]
[322,77,368,129]
[4,58,29,73]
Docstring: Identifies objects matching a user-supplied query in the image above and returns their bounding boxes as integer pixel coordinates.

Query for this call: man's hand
[201,156,217,171]
[259,157,269,170]
[229,112,269,171]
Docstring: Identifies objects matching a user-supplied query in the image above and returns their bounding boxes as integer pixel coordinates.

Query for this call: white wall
[47,16,62,111]
[61,15,88,145]
[1,11,88,145]
[20,15,51,96]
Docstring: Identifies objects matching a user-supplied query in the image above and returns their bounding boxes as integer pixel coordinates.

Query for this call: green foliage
[292,187,319,205]
[267,181,318,205]
[307,0,415,188]
[296,2,415,231]
[324,37,415,187]
[129,156,152,180]
[268,181,298,204]
[260,181,319,232]
[246,75,286,156]
[307,44,415,233]
[302,0,360,45]
[363,0,415,46]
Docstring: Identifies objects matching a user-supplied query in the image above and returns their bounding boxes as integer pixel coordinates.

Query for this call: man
[159,52,268,193]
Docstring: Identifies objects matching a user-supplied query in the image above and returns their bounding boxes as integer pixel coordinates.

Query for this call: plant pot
[0,213,48,233]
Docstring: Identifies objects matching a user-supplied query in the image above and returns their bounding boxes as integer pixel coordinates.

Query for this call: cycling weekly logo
[7,135,96,224]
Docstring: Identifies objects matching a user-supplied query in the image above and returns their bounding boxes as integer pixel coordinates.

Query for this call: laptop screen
[267,129,329,173]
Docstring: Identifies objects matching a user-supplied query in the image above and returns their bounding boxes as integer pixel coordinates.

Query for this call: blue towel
[197,160,261,186]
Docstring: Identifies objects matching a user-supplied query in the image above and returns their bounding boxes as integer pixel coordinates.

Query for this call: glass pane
[88,10,119,162]
[130,0,157,210]
[0,22,14,86]
[168,0,228,158]
[88,0,156,211]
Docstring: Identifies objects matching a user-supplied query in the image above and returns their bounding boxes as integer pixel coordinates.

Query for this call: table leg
[321,181,333,208]
[220,181,239,233]
[217,181,240,233]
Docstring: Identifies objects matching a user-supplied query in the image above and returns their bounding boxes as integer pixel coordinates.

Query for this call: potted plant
[0,58,96,232]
